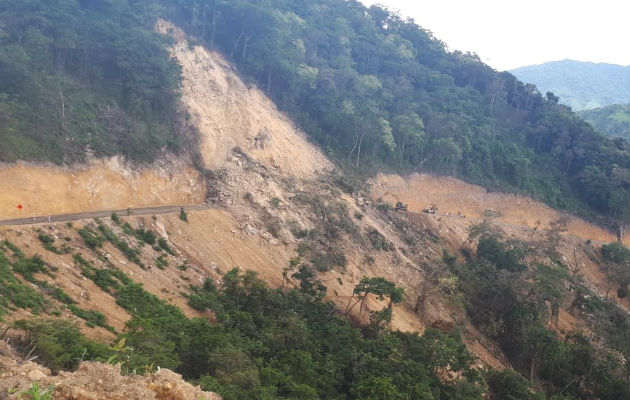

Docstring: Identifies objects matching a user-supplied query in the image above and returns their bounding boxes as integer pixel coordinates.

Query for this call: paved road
[0,204,209,226]
[0,202,613,246]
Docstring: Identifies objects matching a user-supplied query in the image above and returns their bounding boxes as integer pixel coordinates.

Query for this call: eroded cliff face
[0,157,205,220]
[157,20,331,178]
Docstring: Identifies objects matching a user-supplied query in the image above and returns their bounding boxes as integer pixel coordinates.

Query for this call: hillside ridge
[510,59,630,110]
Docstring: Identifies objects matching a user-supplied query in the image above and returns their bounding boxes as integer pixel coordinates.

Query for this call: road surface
[0,203,612,246]
[0,204,209,226]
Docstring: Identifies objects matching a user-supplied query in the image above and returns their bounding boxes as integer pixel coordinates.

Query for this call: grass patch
[0,250,46,316]
[155,254,168,270]
[96,221,144,268]
[158,237,174,255]
[366,228,393,251]
[73,253,130,293]
[77,226,104,250]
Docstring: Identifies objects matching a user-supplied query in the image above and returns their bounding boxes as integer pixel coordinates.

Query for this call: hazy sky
[359,0,630,71]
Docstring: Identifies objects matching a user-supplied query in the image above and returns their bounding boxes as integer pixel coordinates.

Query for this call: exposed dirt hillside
[370,172,629,311]
[371,173,626,244]
[0,157,204,220]
[0,207,301,339]
[157,20,331,178]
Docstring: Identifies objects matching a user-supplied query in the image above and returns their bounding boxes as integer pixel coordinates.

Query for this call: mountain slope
[1,19,629,399]
[0,0,185,163]
[578,103,630,140]
[0,2,629,399]
[0,158,204,220]
[157,20,331,178]
[1,1,629,225]
[510,60,630,110]
[164,1,630,225]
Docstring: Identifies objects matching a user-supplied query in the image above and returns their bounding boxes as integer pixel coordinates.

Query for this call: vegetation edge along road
[0,205,209,226]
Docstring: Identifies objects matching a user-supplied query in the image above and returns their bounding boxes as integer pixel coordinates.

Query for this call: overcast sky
[359,0,630,71]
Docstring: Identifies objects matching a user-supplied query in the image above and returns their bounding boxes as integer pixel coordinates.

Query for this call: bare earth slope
[371,173,625,244]
[157,20,331,178]
[370,172,629,311]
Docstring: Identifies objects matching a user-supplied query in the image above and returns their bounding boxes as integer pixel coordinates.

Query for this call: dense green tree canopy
[578,104,630,140]
[0,0,183,162]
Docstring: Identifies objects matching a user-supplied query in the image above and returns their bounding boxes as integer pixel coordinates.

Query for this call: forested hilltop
[0,0,628,226]
[578,104,630,141]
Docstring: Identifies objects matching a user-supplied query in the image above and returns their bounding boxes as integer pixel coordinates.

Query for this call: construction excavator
[422,204,438,214]
[376,190,408,212]
[395,201,408,211]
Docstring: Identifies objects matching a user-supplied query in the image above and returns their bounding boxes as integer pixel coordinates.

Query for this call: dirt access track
[371,173,626,245]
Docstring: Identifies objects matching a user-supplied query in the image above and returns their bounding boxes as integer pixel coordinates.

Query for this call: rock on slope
[0,342,220,400]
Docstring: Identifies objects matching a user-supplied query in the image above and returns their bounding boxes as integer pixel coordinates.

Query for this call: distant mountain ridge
[510,59,630,110]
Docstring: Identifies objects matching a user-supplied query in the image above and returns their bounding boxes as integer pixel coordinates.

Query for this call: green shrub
[375,202,392,212]
[12,319,110,372]
[187,279,221,312]
[37,230,61,253]
[13,255,49,282]
[67,305,114,332]
[366,228,393,251]
[73,253,130,293]
[38,282,74,305]
[158,238,174,255]
[602,242,630,264]
[135,228,157,245]
[77,227,104,250]
[0,251,46,315]
[97,222,144,267]
[3,240,25,258]
[155,254,168,270]
[311,252,347,272]
[486,369,540,400]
